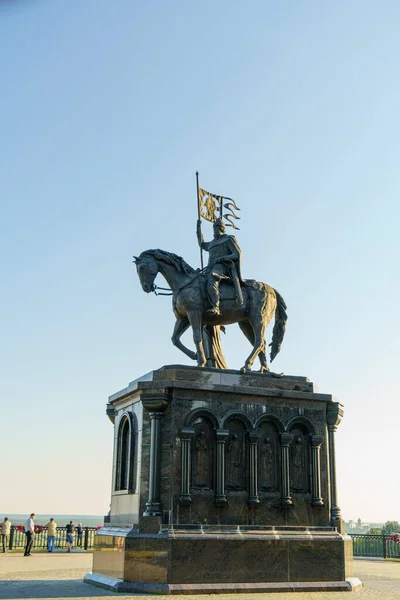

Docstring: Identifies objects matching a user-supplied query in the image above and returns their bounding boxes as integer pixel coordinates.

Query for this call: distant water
[2,514,104,527]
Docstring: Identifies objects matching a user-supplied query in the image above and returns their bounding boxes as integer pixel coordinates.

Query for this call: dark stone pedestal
[85,525,361,594]
[84,365,362,594]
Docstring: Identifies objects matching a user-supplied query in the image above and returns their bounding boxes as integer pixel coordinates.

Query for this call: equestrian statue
[134,175,287,373]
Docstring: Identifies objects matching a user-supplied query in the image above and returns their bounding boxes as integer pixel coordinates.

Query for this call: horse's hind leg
[258,341,269,372]
[240,319,266,373]
[239,321,270,373]
[238,321,254,346]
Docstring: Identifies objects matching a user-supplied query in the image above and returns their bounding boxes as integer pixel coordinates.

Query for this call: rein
[152,286,173,297]
[151,267,208,297]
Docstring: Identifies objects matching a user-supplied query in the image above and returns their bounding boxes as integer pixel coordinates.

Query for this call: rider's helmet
[213,217,226,234]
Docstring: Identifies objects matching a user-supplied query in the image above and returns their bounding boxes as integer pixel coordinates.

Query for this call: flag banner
[198,188,241,229]
[223,199,241,230]
[198,188,221,222]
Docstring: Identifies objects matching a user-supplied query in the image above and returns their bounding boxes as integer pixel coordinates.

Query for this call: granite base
[87,525,361,593]
[84,572,363,594]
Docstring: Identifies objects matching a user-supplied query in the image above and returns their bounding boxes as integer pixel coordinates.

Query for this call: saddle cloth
[199,275,261,305]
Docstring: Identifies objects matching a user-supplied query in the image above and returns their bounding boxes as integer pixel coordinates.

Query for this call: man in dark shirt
[65,521,75,553]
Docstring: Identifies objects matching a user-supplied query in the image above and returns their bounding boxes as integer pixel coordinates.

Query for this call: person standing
[65,520,75,552]
[45,518,57,552]
[24,513,35,556]
[0,517,11,553]
[76,523,83,547]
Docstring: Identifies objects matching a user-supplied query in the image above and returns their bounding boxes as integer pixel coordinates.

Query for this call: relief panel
[289,427,310,493]
[225,419,247,491]
[192,417,214,490]
[258,421,280,493]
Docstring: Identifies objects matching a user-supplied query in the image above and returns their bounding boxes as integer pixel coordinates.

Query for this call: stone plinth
[85,365,361,593]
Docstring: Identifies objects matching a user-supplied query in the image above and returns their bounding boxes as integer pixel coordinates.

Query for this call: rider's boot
[206,304,220,316]
[206,278,221,315]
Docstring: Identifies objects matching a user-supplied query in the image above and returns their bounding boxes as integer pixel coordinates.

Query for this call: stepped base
[84,572,363,594]
[85,525,361,593]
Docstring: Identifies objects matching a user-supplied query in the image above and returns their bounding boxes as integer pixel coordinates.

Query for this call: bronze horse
[134,249,287,373]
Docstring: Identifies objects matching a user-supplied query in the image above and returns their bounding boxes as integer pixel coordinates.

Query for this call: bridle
[150,267,209,297]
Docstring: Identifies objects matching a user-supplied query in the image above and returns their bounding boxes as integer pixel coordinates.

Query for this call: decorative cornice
[106,403,115,424]
[216,429,230,441]
[280,432,293,446]
[310,435,324,447]
[180,427,195,440]
[248,431,262,444]
[326,402,344,428]
[141,390,170,413]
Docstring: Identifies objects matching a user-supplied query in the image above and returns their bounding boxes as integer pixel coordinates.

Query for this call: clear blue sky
[1,0,399,523]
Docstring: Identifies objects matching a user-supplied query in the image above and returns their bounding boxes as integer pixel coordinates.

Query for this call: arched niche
[191,414,215,491]
[288,422,312,494]
[257,419,281,493]
[115,412,137,492]
[224,417,248,491]
[185,407,219,429]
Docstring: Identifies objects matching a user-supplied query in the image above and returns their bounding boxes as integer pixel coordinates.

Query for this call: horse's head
[133,253,159,293]
[134,248,195,294]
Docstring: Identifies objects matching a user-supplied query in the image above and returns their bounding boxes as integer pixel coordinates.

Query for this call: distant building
[345,519,371,534]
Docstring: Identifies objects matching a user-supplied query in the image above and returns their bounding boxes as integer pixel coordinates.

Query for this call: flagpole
[196,171,204,270]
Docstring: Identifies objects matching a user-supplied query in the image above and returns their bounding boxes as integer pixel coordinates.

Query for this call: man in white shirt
[24,513,35,556]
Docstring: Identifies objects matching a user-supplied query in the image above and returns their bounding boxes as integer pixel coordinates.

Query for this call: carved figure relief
[225,419,246,490]
[192,417,214,489]
[260,436,274,488]
[290,431,308,492]
[194,430,208,487]
[258,421,279,492]
[227,433,242,488]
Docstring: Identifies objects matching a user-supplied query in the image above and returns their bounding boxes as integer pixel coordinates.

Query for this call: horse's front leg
[187,311,206,367]
[171,318,197,362]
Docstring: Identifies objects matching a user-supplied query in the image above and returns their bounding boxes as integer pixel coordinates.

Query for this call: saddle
[199,272,258,307]
[198,273,234,300]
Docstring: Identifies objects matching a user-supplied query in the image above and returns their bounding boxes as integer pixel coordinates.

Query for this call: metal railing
[6,526,98,551]
[350,534,400,559]
[5,528,399,557]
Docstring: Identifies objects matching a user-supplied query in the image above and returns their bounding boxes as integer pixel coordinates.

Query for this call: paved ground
[0,553,399,599]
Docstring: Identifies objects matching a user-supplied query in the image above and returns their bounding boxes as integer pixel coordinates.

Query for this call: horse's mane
[139,249,196,275]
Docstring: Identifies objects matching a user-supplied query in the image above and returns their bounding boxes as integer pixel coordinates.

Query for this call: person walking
[45,518,57,552]
[24,513,35,556]
[65,520,75,552]
[0,517,11,553]
[77,523,83,547]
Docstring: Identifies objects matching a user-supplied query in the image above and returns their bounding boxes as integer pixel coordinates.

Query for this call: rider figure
[197,217,243,316]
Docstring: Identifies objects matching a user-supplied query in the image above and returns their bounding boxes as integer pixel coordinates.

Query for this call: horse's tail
[269,289,288,362]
